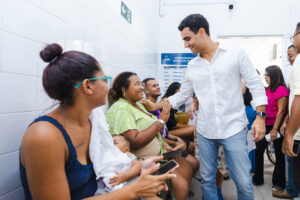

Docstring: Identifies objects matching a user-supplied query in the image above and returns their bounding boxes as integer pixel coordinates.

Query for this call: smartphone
[163,149,182,159]
[152,160,179,175]
[293,141,300,155]
[265,132,281,142]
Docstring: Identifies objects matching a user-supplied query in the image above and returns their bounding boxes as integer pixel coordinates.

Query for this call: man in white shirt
[283,45,299,87]
[288,45,298,68]
[282,22,300,193]
[273,44,299,199]
[152,14,267,200]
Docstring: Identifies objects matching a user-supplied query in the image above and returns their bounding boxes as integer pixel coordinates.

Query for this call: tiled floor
[188,155,296,200]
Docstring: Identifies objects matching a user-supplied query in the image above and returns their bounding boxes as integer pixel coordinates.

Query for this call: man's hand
[251,117,266,142]
[282,135,297,157]
[140,99,156,111]
[187,103,197,120]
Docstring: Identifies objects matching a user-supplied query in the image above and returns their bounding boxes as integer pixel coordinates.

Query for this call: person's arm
[270,96,288,141]
[87,161,176,200]
[22,123,72,200]
[109,159,142,187]
[142,75,194,111]
[251,105,266,141]
[282,95,300,157]
[168,125,195,141]
[239,49,267,111]
[173,123,188,129]
[282,55,300,156]
[168,75,194,109]
[123,100,171,150]
[187,97,198,120]
[23,123,175,200]
[123,124,162,150]
[280,114,289,135]
[238,49,267,141]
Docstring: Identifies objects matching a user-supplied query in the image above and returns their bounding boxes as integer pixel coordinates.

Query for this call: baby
[109,135,142,187]
[94,134,142,195]
[89,108,162,200]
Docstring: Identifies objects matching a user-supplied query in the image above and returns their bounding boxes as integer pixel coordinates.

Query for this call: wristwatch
[157,119,165,125]
[256,112,266,119]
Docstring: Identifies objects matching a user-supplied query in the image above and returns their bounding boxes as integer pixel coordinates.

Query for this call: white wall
[0,0,159,199]
[158,0,300,58]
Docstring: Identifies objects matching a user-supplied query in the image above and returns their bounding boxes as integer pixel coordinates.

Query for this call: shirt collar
[195,41,228,60]
[217,41,229,51]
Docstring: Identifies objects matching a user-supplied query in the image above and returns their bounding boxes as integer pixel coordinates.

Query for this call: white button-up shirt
[168,42,267,139]
[289,54,300,141]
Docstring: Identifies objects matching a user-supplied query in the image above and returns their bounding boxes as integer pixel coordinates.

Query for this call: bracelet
[157,119,165,125]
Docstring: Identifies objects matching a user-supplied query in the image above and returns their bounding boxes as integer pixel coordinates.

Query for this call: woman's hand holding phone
[131,162,176,198]
[167,134,186,151]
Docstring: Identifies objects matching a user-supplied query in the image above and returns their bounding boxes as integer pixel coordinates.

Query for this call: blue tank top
[19,116,97,200]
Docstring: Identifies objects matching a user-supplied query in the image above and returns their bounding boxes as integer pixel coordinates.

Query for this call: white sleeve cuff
[251,96,268,110]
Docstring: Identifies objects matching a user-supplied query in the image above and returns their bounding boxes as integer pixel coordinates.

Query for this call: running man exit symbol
[121,1,132,24]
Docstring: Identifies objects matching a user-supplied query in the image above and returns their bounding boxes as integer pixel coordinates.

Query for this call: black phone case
[293,141,300,155]
[163,149,183,158]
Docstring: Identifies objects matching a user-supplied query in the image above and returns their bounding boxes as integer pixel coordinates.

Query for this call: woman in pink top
[253,65,289,193]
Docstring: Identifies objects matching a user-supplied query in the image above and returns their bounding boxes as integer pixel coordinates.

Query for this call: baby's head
[112,135,130,153]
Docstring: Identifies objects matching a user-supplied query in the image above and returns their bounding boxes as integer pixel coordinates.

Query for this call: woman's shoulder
[23,120,65,147]
[276,85,289,94]
[136,102,148,112]
[21,120,66,164]
[107,98,131,112]
[106,99,134,122]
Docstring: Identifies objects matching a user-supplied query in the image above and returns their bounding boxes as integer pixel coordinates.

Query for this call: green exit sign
[121,1,132,24]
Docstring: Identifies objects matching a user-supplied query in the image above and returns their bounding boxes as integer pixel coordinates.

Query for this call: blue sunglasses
[74,76,112,88]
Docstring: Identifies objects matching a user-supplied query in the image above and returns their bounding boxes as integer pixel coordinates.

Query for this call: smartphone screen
[152,160,179,175]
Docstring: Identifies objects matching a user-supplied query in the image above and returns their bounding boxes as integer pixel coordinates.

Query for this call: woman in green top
[106,72,193,199]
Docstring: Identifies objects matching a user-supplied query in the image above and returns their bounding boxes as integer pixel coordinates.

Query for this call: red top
[265,86,289,125]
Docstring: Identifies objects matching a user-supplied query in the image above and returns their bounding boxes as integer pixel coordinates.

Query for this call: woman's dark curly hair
[162,82,181,98]
[108,72,137,106]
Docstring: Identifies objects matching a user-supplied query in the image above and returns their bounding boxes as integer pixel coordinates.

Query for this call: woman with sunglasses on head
[19,43,174,200]
[253,65,288,195]
[106,72,193,199]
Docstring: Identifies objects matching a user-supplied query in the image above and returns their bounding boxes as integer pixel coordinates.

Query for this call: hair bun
[40,43,63,63]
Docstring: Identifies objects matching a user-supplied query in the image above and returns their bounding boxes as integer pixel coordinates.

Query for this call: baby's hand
[109,171,127,187]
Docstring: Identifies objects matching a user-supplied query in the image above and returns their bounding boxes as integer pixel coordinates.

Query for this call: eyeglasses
[133,81,145,88]
[290,32,300,43]
[74,76,112,88]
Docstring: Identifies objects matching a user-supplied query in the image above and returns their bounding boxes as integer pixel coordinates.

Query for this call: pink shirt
[266,86,289,125]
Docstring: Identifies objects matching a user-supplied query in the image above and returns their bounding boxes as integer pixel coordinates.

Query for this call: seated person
[106,72,193,199]
[162,82,195,141]
[142,78,199,173]
[19,43,174,200]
